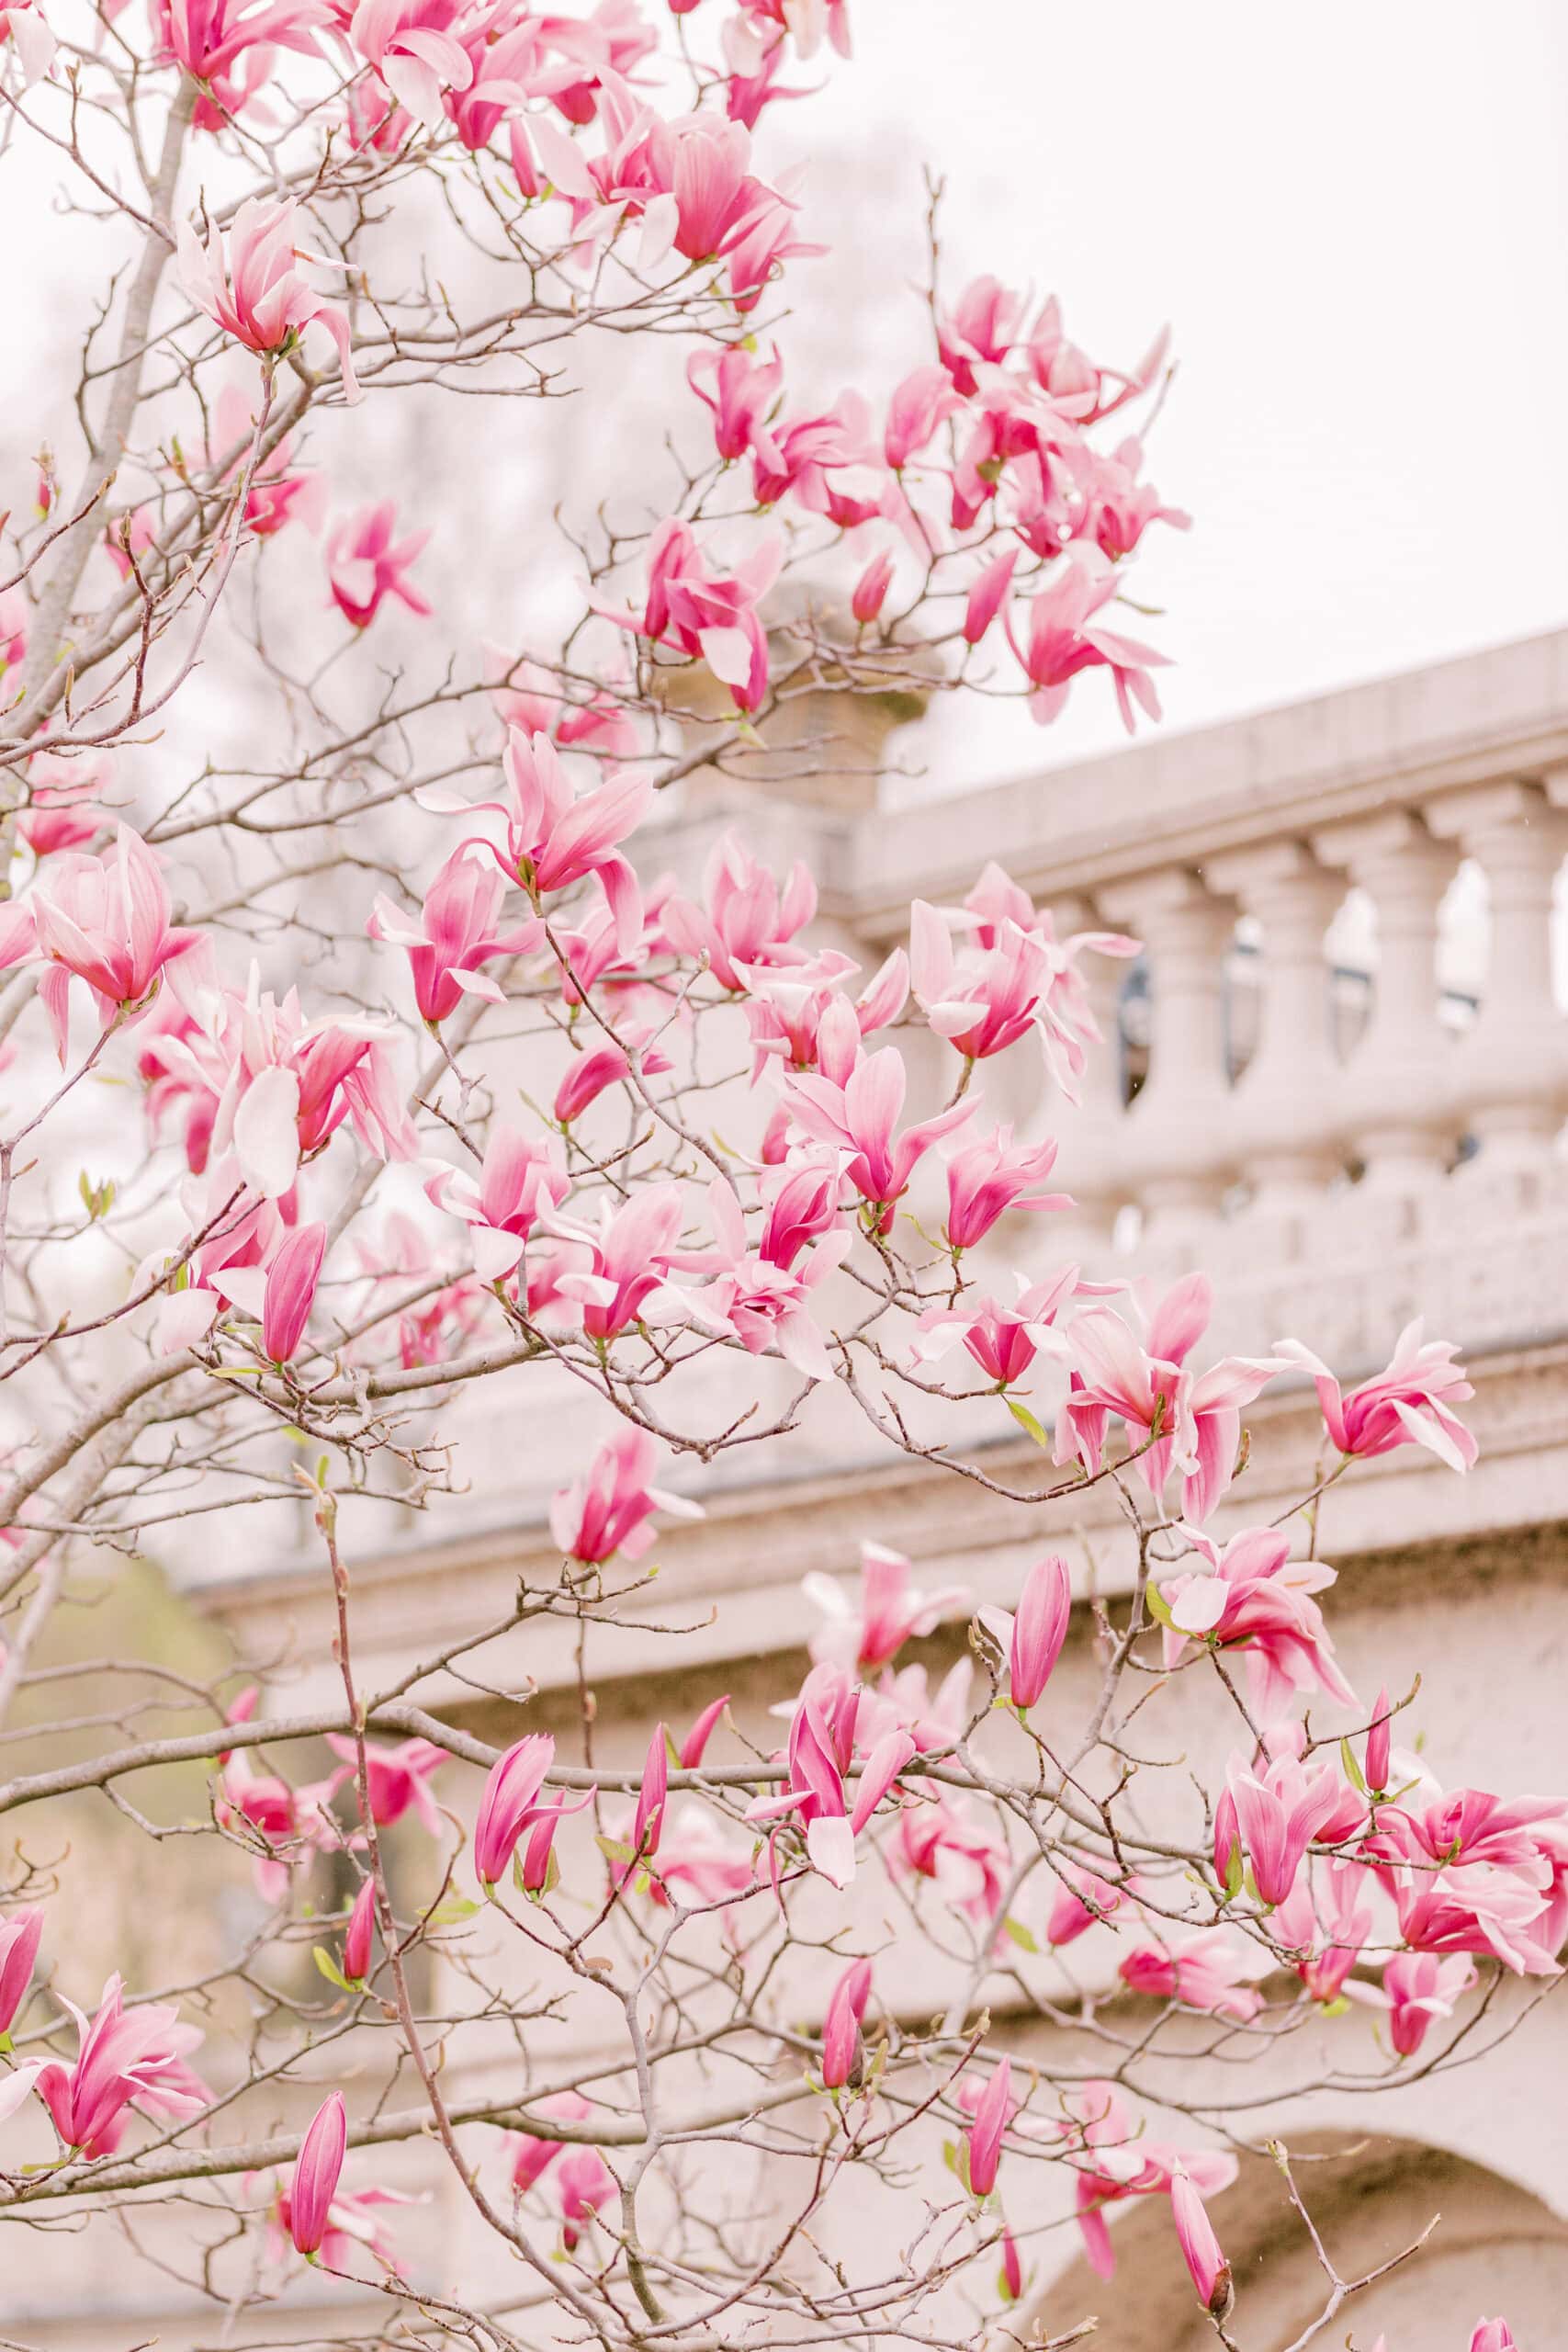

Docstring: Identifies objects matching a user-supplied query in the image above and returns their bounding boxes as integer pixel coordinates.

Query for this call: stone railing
[185,628,1568,1601]
[784,624,1568,1370]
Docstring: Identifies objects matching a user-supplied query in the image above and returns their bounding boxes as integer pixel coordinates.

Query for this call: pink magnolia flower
[1006,543,1167,731]
[886,1792,1010,1925]
[1043,1860,1143,1949]
[484,650,640,759]
[819,1955,872,2089]
[543,1183,695,1341]
[424,1125,570,1281]
[178,198,360,401]
[660,832,816,993]
[804,1541,968,1676]
[603,517,781,713]
[17,751,113,859]
[1469,2323,1518,2352]
[36,1974,209,2155]
[259,1219,327,1363]
[1155,1524,1357,1720]
[963,546,1019,645]
[964,2054,1012,2197]
[367,845,539,1025]
[739,945,908,1079]
[511,2090,593,2194]
[1275,1320,1478,1474]
[325,501,431,628]
[0,0,56,85]
[687,341,785,463]
[1350,1950,1477,2058]
[1365,1685,1393,1797]
[549,1426,702,1566]
[937,274,1022,392]
[852,547,895,624]
[141,972,415,1191]
[785,1044,974,1229]
[633,1802,756,1909]
[203,385,325,537]
[942,1126,1069,1250]
[29,825,204,1062]
[671,1175,844,1381]
[1055,2079,1236,2281]
[1025,297,1169,424]
[289,2092,348,2256]
[1171,2167,1233,2318]
[0,1907,43,2038]
[978,1555,1071,1711]
[909,883,1136,1097]
[556,2145,616,2250]
[156,0,331,125]
[341,1878,376,1984]
[884,363,961,469]
[552,1031,671,1128]
[438,729,653,957]
[473,1734,557,1888]
[1224,1746,1348,1908]
[216,1755,328,1902]
[1269,1860,1374,2004]
[1056,1275,1280,1523]
[745,1665,913,1887]
[324,1735,447,1835]
[909,1264,1109,1388]
[1119,1927,1267,2021]
[1362,1785,1567,1974]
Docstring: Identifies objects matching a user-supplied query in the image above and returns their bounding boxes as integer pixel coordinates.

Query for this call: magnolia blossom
[1155,1523,1357,1719]
[549,1426,702,1566]
[1119,1928,1267,2021]
[1276,1319,1478,1474]
[803,1542,968,1676]
[178,198,359,400]
[510,2090,594,2194]
[36,1974,209,2155]
[1055,2079,1236,2280]
[29,826,203,1062]
[325,502,431,628]
[0,1908,42,2038]
[785,1043,974,1229]
[1171,2168,1233,2318]
[1348,1950,1479,2058]
[819,1956,871,2090]
[602,517,782,712]
[746,1665,913,1887]
[324,1734,447,1834]
[942,1127,1069,1251]
[660,832,815,992]
[1056,1274,1280,1523]
[964,2055,1012,2197]
[473,1734,557,1887]
[978,1554,1072,1711]
[424,1125,570,1281]
[1223,1746,1348,1907]
[367,846,539,1024]
[289,2092,348,2256]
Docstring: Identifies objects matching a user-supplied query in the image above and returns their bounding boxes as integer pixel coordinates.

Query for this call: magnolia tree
[0,1,1554,2347]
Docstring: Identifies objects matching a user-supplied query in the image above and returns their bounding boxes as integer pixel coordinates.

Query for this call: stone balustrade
[737,624,1568,1369]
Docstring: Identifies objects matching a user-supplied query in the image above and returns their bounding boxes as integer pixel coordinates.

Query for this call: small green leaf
[595,1834,635,1864]
[1000,1916,1039,1954]
[1004,1396,1050,1450]
[313,1946,355,1993]
[1144,1581,1178,1631]
[1318,1995,1350,2018]
[426,1894,480,1928]
[1339,1737,1368,1796]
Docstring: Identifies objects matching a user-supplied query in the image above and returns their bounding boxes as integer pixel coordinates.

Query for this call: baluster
[1313,809,1459,1200]
[1206,842,1348,1233]
[1426,782,1568,1203]
[1098,867,1237,1256]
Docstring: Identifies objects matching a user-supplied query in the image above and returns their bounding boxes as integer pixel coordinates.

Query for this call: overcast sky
[8,4,1568,799]
[801,0,1568,786]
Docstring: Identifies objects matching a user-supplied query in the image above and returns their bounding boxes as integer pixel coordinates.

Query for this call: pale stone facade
[12,631,1568,2345]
